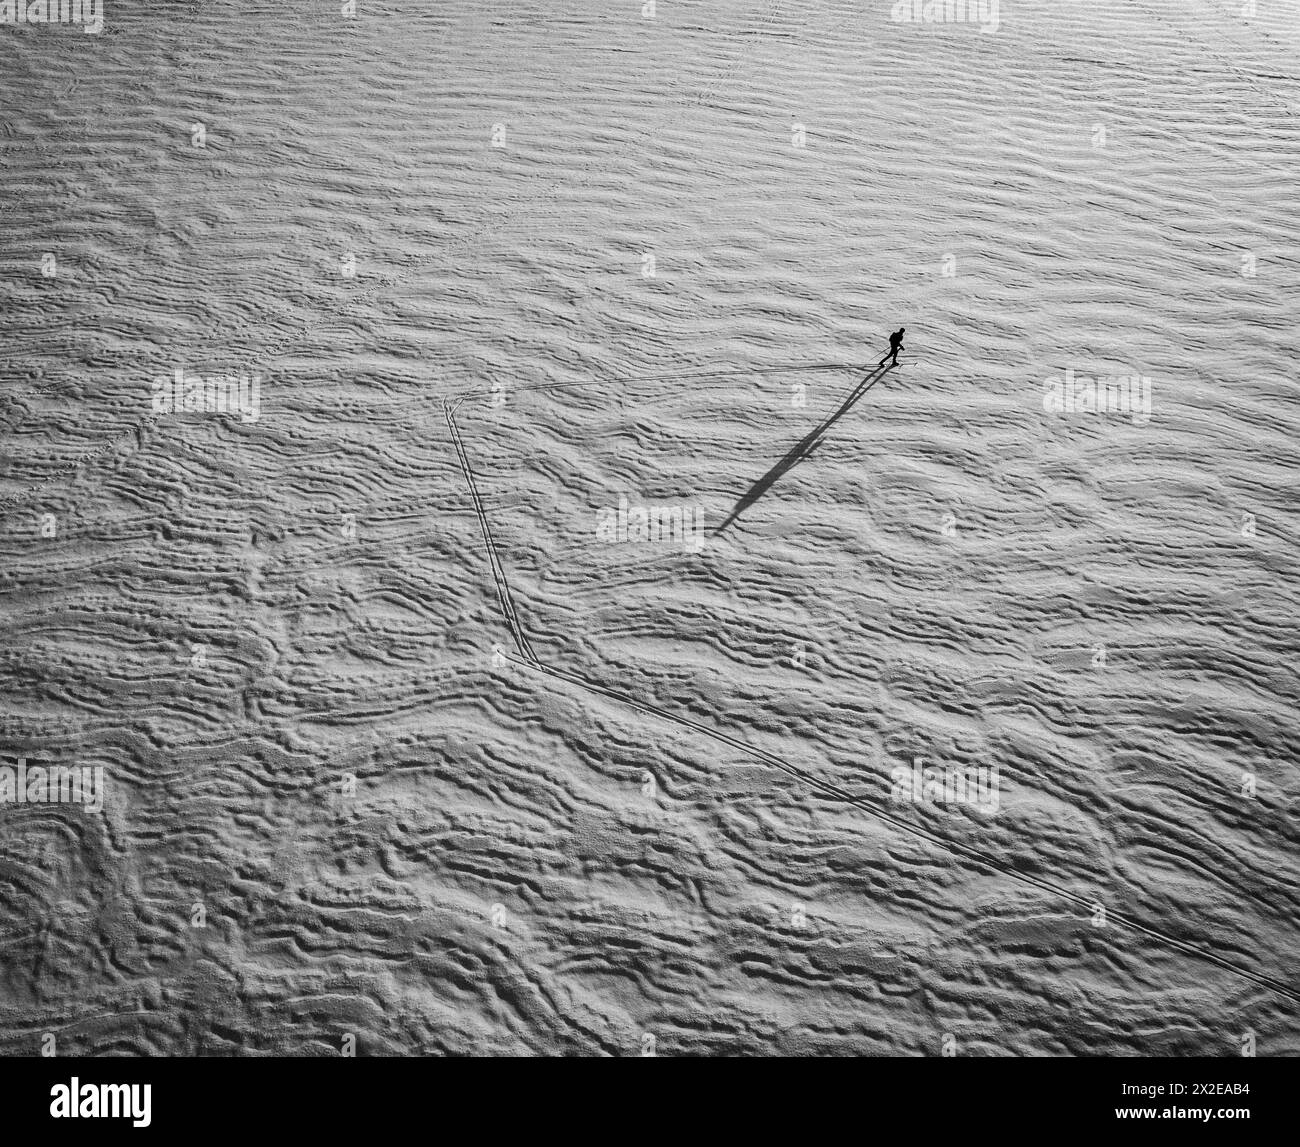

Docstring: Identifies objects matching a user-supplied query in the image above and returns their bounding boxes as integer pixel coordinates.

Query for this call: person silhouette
[880,327,906,367]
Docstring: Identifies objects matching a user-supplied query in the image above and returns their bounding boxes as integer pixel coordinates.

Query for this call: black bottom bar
[3,1054,1289,1136]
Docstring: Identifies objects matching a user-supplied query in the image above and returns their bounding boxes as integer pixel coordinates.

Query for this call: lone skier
[880,326,906,368]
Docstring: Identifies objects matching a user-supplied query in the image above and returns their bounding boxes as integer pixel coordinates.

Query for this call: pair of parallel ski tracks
[444,399,539,665]
[444,394,1299,1008]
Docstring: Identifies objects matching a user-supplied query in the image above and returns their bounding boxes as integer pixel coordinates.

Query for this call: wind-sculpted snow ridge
[2,0,1299,1056]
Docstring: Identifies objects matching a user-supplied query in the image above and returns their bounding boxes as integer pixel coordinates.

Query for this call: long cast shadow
[711,364,893,536]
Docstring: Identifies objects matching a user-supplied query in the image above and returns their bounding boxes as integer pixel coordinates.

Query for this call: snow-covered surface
[2,0,1297,1054]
